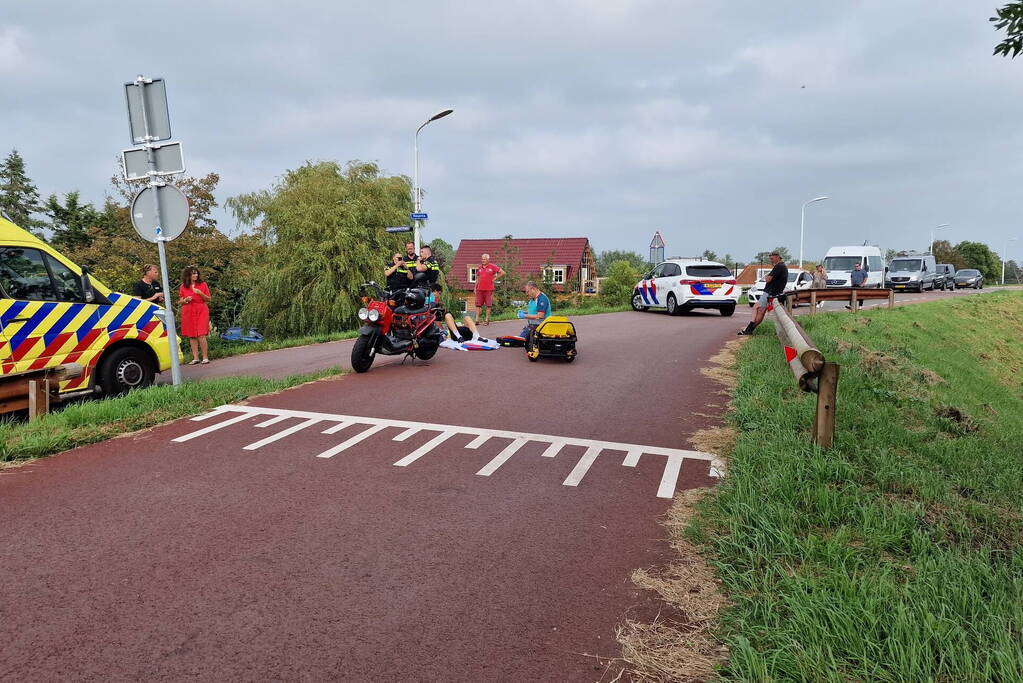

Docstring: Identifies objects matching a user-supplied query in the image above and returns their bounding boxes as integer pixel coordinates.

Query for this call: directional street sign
[130,184,190,243]
[410,213,428,220]
[122,141,185,180]
[125,77,171,143]
[385,226,413,233]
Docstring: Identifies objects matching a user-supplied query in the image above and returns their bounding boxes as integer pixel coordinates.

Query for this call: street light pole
[1003,237,1018,285]
[799,196,829,269]
[412,109,453,252]
[930,223,950,256]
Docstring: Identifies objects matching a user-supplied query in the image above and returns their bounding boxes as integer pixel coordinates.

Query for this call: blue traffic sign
[410,212,428,220]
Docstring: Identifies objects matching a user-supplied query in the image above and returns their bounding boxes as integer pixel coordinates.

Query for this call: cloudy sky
[3,1,1021,263]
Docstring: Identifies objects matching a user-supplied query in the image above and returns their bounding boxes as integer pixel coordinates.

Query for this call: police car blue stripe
[9,303,57,349]
[44,304,85,346]
[106,297,140,332]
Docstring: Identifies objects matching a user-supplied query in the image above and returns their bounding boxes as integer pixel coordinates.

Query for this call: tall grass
[693,291,1023,680]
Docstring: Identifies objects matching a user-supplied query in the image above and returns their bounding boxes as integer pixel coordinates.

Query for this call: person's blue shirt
[527,292,551,325]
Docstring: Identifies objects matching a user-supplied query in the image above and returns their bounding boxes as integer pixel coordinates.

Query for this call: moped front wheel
[351,334,377,373]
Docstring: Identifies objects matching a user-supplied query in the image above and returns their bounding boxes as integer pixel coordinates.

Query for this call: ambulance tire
[98,346,155,395]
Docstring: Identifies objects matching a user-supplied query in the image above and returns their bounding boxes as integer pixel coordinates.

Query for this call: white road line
[394,431,456,467]
[244,418,321,451]
[190,408,227,422]
[255,415,290,429]
[176,405,719,499]
[541,441,564,458]
[321,421,351,435]
[657,454,684,499]
[563,446,601,487]
[173,413,253,442]
[622,449,642,467]
[393,427,420,441]
[476,438,528,477]
[316,424,387,459]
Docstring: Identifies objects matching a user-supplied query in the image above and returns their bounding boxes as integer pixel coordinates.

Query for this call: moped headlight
[368,308,381,322]
[358,307,369,321]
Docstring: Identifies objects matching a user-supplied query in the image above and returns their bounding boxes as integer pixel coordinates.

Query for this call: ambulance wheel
[666,294,680,316]
[630,293,647,311]
[98,346,155,395]
[720,304,736,317]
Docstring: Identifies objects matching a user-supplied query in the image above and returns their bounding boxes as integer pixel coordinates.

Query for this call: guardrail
[0,364,83,420]
[784,286,895,313]
[769,303,839,447]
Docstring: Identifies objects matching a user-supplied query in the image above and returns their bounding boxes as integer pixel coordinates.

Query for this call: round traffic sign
[130,184,190,243]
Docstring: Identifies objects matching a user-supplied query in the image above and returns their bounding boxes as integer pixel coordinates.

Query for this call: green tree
[701,249,719,262]
[955,241,1001,281]
[595,249,649,274]
[1004,259,1022,284]
[493,235,525,314]
[992,2,1023,58]
[429,237,455,273]
[0,149,45,235]
[600,260,640,306]
[931,240,963,269]
[226,160,410,336]
[45,191,110,251]
[69,172,259,330]
[884,248,898,264]
[753,246,792,264]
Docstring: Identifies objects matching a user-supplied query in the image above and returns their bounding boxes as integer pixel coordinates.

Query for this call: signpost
[122,75,187,386]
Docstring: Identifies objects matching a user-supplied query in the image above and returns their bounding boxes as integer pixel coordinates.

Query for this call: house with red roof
[449,238,597,306]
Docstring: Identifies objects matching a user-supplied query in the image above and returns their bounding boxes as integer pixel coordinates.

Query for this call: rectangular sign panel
[125,77,172,143]
[385,226,413,233]
[122,142,185,180]
[410,213,428,220]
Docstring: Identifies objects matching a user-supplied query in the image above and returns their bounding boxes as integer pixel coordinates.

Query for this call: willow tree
[227,161,411,337]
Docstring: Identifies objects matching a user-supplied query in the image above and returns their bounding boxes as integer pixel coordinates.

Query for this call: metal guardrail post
[770,302,839,446]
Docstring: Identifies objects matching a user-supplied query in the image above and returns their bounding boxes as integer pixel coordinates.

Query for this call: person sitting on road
[738,252,787,336]
[427,283,488,344]
[518,281,551,340]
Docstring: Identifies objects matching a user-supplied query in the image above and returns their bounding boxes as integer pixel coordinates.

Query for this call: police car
[746,269,813,307]
[631,260,740,316]
[1,217,176,397]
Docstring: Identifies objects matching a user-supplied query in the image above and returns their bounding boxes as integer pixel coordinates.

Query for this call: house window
[544,266,566,284]
[468,266,478,284]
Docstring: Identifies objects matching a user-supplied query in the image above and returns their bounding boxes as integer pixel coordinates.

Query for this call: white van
[822,246,885,288]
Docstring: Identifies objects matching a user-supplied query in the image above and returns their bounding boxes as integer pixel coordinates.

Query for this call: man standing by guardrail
[738,251,788,336]
[846,263,867,309]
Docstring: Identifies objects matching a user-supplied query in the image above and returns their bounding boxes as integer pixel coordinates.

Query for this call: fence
[769,303,839,447]
[0,364,83,420]
[786,287,895,313]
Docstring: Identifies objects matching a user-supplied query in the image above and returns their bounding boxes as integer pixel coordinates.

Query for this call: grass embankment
[687,291,1023,679]
[0,368,342,463]
[204,303,629,360]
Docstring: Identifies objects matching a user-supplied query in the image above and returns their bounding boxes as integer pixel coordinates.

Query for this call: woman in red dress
[179,266,212,364]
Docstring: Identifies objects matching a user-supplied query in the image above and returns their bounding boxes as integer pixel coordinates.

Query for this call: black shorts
[451,325,472,340]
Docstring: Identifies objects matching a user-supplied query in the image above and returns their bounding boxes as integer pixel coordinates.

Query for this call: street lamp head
[808,196,829,204]
[934,223,951,230]
[430,109,454,122]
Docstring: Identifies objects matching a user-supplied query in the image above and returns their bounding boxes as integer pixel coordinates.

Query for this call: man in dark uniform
[738,251,788,336]
[384,252,410,292]
[410,245,440,288]
[131,264,164,304]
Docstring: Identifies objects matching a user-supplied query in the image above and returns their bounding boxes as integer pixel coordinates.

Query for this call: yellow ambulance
[0,216,175,395]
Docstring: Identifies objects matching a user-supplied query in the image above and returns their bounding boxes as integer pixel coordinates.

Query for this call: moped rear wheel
[351,334,376,373]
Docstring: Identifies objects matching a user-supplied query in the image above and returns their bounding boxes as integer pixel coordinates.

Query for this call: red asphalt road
[2,310,728,681]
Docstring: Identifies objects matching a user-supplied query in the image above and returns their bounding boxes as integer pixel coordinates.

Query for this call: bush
[600,260,640,306]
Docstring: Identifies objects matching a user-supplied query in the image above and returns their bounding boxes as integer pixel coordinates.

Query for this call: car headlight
[368,308,381,322]
[358,307,369,321]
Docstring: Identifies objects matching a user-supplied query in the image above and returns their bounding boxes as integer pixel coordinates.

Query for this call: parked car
[631,260,740,316]
[953,269,984,289]
[886,253,938,292]
[822,245,885,288]
[935,263,955,290]
[747,269,813,307]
